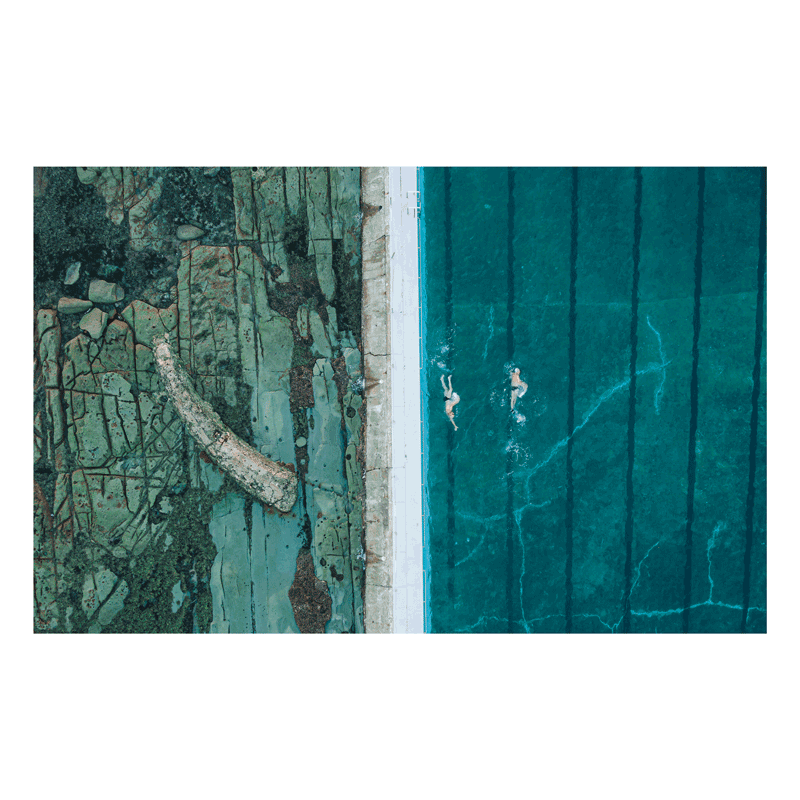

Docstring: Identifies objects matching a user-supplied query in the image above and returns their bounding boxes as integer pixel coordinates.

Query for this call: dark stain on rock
[361,201,382,220]
[269,277,322,324]
[294,446,308,480]
[300,512,312,549]
[289,364,315,412]
[288,548,331,633]
[330,235,361,337]
[283,209,309,261]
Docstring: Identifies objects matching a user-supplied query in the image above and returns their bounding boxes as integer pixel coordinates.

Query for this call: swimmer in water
[510,367,528,411]
[440,374,460,430]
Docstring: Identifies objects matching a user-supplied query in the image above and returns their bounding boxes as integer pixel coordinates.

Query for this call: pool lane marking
[683,167,705,633]
[443,167,456,606]
[741,167,767,632]
[565,167,578,633]
[506,166,517,633]
[623,167,643,633]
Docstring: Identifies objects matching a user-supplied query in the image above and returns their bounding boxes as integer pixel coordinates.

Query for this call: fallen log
[152,334,298,513]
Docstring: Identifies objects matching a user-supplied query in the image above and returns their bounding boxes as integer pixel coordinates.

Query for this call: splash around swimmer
[439,367,529,430]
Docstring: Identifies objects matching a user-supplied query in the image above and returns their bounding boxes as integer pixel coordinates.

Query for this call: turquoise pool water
[421,167,766,633]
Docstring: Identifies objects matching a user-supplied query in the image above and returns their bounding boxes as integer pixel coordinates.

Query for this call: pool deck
[362,167,424,633]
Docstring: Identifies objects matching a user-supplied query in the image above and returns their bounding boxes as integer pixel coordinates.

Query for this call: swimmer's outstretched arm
[446,396,459,430]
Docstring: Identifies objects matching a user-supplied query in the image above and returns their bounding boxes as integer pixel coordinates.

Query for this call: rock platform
[34,167,367,633]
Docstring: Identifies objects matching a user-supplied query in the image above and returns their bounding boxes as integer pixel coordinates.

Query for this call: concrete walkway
[362,167,424,633]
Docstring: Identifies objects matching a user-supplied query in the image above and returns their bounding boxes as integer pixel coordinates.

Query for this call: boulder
[79,308,109,339]
[64,262,81,285]
[176,224,205,241]
[58,297,93,315]
[88,279,125,304]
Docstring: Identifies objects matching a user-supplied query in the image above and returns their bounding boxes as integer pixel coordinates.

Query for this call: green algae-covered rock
[88,279,125,304]
[79,307,108,339]
[58,297,93,314]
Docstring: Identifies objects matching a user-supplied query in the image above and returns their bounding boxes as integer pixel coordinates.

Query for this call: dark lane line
[506,167,516,632]
[623,167,643,633]
[444,168,455,604]
[683,167,705,633]
[741,167,767,632]
[565,168,578,633]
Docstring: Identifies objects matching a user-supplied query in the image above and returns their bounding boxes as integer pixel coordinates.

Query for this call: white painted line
[389,166,424,633]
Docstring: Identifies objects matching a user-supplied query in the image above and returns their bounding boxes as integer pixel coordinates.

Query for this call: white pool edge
[388,167,424,633]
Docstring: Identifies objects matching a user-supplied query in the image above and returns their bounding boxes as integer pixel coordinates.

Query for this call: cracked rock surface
[34,167,365,633]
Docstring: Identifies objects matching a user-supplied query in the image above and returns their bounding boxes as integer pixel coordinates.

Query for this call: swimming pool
[421,167,766,633]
